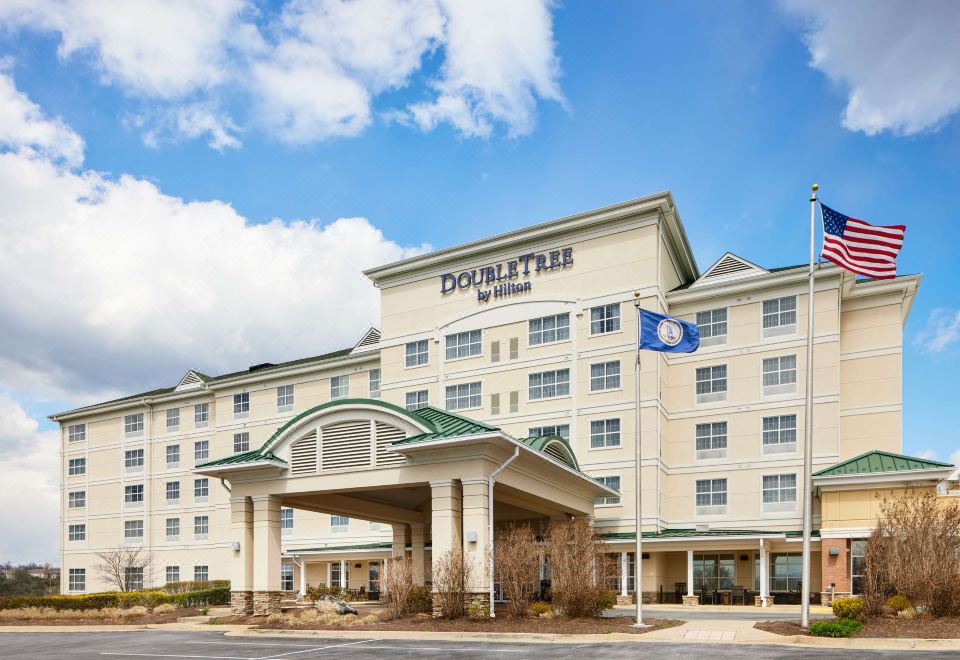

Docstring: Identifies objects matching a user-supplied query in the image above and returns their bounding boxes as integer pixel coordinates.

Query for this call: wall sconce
[828,548,840,556]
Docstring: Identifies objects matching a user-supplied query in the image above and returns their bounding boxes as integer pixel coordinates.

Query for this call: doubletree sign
[440,247,573,303]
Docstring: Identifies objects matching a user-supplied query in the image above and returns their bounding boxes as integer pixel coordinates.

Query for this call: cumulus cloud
[0,0,563,144]
[913,308,960,355]
[0,394,59,564]
[951,448,960,467]
[0,71,428,402]
[917,448,939,461]
[782,0,960,135]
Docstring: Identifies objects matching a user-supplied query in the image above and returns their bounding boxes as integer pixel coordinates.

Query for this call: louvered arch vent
[375,421,406,466]
[290,430,318,475]
[321,420,372,471]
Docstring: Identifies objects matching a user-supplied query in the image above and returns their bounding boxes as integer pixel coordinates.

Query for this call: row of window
[695,415,798,458]
[68,516,211,542]
[590,473,798,513]
[696,295,798,345]
[695,354,798,403]
[691,552,804,593]
[67,478,211,509]
[66,566,209,592]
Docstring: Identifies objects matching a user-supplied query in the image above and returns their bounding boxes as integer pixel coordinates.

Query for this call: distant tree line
[0,563,60,596]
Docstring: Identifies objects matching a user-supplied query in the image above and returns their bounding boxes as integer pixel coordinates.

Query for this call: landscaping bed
[756,616,960,639]
[0,606,202,626]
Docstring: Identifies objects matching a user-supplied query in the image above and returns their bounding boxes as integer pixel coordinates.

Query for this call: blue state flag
[639,309,699,353]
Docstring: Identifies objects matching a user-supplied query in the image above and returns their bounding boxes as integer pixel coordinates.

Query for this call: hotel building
[53,192,958,611]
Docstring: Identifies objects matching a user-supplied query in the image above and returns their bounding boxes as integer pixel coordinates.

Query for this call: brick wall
[820,538,850,603]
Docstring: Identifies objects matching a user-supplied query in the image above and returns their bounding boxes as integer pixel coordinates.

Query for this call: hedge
[0,586,230,611]
[809,619,863,638]
[163,580,230,594]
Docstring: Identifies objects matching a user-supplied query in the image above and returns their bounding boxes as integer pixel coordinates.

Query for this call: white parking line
[257,639,374,659]
[101,654,252,660]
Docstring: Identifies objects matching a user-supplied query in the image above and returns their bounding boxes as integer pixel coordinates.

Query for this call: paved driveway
[0,631,952,660]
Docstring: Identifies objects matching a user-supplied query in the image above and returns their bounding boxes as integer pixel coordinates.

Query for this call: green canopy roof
[601,528,819,540]
[813,450,952,477]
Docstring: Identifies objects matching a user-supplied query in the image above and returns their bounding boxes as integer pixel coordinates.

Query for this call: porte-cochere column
[430,479,463,616]
[251,494,282,614]
[229,496,254,614]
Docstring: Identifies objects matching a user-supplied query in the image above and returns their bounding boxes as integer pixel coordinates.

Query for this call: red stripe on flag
[821,251,896,279]
[823,236,898,264]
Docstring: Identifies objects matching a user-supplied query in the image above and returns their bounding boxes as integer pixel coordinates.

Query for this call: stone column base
[230,591,253,615]
[682,595,699,607]
[252,591,282,615]
[754,595,774,607]
[820,591,850,606]
[433,592,491,618]
[616,594,634,606]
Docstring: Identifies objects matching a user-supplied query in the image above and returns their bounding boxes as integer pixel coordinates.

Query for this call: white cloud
[950,448,960,467]
[913,308,960,355]
[782,0,960,135]
[917,448,939,460]
[0,394,59,564]
[0,63,84,166]
[0,0,563,144]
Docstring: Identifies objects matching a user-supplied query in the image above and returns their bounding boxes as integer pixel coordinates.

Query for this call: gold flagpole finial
[634,291,641,298]
[812,183,819,192]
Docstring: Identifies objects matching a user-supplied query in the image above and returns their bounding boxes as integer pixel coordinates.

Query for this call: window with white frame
[695,421,727,459]
[851,540,867,595]
[124,413,144,435]
[369,369,381,398]
[696,308,728,345]
[695,478,728,515]
[165,566,180,584]
[166,481,180,503]
[330,375,349,399]
[194,515,209,539]
[194,402,209,427]
[124,520,144,540]
[590,418,621,449]
[125,566,144,591]
[68,457,86,476]
[695,365,728,403]
[769,553,802,591]
[124,484,144,505]
[194,565,209,582]
[529,313,570,346]
[590,303,621,335]
[590,361,621,391]
[528,424,570,440]
[281,507,293,535]
[68,524,86,541]
[528,369,570,400]
[165,408,180,431]
[595,475,621,505]
[693,553,736,592]
[762,296,797,336]
[445,382,482,411]
[194,440,209,462]
[165,517,180,540]
[68,424,86,442]
[405,340,429,367]
[330,561,343,587]
[405,390,428,411]
[124,448,144,471]
[68,490,85,508]
[68,568,85,592]
[233,392,249,418]
[166,444,180,467]
[762,355,797,395]
[281,564,294,591]
[330,515,349,532]
[277,384,295,412]
[194,478,209,501]
[233,432,250,453]
[762,414,797,454]
[762,473,797,512]
[445,330,482,360]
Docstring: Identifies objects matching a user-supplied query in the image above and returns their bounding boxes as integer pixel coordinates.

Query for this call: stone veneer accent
[230,591,253,615]
[433,592,490,618]
[252,590,282,615]
[616,594,634,606]
[754,595,774,607]
[682,595,699,607]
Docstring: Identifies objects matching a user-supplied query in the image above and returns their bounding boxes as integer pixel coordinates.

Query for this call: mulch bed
[756,616,960,639]
[215,613,682,635]
[0,608,202,626]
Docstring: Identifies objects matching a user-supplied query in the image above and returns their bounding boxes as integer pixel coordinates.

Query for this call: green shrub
[169,587,230,608]
[467,600,490,618]
[0,593,121,611]
[885,594,912,613]
[405,586,432,613]
[306,586,350,601]
[118,591,172,608]
[0,587,228,612]
[163,580,229,594]
[809,619,863,637]
[594,590,618,614]
[529,601,552,616]
[831,597,865,621]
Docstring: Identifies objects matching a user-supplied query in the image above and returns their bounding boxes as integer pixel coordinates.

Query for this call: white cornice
[814,467,954,489]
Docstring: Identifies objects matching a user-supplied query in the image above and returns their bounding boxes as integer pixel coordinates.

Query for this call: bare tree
[543,517,614,618]
[95,547,155,593]
[432,548,471,619]
[494,523,543,617]
[864,492,960,617]
[384,556,414,619]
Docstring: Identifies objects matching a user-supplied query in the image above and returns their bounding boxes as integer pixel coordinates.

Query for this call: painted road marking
[682,630,737,641]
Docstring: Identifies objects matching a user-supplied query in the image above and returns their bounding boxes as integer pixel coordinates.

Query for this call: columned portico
[251,494,282,615]
[229,496,254,614]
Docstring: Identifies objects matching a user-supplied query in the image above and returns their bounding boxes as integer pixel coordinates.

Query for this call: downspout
[488,445,520,618]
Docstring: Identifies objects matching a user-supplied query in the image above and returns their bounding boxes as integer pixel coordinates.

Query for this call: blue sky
[0,0,957,562]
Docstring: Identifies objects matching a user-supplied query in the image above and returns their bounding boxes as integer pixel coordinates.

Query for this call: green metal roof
[519,434,580,470]
[813,450,953,477]
[285,542,393,554]
[601,528,820,540]
[197,449,285,468]
[393,406,500,445]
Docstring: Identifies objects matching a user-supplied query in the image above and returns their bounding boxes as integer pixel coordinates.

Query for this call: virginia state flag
[639,309,699,353]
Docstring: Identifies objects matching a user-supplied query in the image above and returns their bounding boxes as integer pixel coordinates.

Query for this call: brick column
[229,496,254,614]
[820,538,850,605]
[251,495,282,615]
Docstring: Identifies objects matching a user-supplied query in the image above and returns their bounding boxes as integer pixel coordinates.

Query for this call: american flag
[820,203,906,280]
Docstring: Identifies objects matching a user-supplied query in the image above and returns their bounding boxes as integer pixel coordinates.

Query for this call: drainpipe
[488,445,520,617]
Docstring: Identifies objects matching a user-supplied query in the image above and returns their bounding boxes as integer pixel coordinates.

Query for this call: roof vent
[248,362,276,373]
[695,523,710,533]
[352,327,381,352]
[705,255,753,278]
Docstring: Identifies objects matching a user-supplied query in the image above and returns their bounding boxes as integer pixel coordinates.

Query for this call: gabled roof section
[814,450,953,477]
[351,327,381,353]
[175,370,211,392]
[690,252,768,288]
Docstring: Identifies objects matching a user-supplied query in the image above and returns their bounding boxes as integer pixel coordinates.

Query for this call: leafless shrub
[865,493,960,617]
[432,548,471,619]
[384,556,414,620]
[95,547,154,593]
[543,517,615,618]
[494,523,543,617]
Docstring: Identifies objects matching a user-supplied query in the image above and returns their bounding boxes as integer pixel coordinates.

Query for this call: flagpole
[801,183,819,628]
[633,294,648,627]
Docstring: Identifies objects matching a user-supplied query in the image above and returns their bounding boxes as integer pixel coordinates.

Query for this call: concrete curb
[0,623,249,633]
